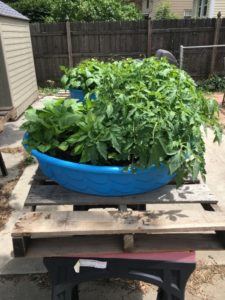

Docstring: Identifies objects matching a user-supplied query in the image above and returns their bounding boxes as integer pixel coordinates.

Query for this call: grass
[38,86,61,96]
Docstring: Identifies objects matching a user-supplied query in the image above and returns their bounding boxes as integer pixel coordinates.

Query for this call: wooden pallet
[11,169,225,257]
[56,90,70,98]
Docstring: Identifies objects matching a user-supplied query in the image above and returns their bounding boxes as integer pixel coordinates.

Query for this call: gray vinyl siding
[0,16,38,117]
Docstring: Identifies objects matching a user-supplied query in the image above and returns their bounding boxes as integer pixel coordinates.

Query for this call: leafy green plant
[22,99,85,155]
[22,58,222,185]
[198,74,225,92]
[155,2,178,20]
[60,59,105,94]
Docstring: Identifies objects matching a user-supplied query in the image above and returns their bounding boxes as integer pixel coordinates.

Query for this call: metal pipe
[182,44,225,49]
[179,45,184,69]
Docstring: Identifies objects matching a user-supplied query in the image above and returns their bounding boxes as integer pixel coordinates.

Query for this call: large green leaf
[96,142,107,160]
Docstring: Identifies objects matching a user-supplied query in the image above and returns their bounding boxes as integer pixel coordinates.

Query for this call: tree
[75,0,142,22]
[6,0,142,23]
[155,2,177,20]
[7,0,52,23]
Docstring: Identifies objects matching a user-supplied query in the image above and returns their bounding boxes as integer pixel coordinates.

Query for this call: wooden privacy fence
[30,17,225,84]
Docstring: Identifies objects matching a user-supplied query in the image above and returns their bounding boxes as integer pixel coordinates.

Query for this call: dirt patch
[0,147,24,154]
[104,263,225,299]
[112,263,225,299]
[187,261,225,300]
[0,180,14,229]
[0,274,50,289]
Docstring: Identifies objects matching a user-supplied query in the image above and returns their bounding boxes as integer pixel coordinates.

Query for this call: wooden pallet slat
[23,234,224,257]
[12,207,225,238]
[24,183,217,207]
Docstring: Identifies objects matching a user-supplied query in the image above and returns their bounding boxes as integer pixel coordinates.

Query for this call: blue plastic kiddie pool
[30,148,174,196]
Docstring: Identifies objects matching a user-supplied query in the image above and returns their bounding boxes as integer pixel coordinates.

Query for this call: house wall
[152,0,193,18]
[0,16,38,117]
[214,0,225,17]
[192,0,225,18]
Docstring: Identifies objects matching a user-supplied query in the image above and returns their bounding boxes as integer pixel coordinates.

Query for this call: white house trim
[208,0,215,17]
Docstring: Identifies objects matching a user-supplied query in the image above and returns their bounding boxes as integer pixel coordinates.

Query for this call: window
[184,9,192,18]
[197,0,209,17]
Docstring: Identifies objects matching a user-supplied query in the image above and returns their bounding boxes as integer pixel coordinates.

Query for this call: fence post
[147,14,152,57]
[66,20,73,68]
[179,45,184,69]
[210,11,222,74]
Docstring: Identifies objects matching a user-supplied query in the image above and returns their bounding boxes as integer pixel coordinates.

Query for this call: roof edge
[0,14,29,21]
[0,1,29,21]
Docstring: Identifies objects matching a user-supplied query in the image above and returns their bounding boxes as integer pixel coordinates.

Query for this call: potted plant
[22,58,222,196]
[60,59,104,102]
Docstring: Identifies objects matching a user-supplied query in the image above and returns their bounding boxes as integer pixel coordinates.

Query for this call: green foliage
[60,59,105,93]
[198,74,225,92]
[38,86,61,96]
[22,58,222,185]
[7,0,52,23]
[74,0,142,22]
[22,99,85,156]
[7,0,142,23]
[155,2,178,20]
[24,155,35,166]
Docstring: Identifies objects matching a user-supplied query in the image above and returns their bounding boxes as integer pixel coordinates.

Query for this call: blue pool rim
[69,88,84,102]
[69,88,96,102]
[24,133,174,196]
[31,148,159,174]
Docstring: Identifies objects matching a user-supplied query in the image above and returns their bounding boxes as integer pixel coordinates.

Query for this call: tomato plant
[60,59,105,93]
[23,58,222,185]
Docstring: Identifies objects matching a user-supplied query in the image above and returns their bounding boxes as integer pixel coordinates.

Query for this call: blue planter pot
[69,89,84,102]
[30,148,174,196]
[69,89,96,103]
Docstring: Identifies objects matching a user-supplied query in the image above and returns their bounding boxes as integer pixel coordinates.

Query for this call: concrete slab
[197,251,225,265]
[205,129,225,206]
[0,151,24,185]
[0,274,50,300]
[1,259,47,275]
[0,274,224,300]
[0,120,25,149]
